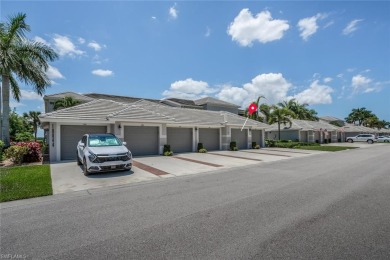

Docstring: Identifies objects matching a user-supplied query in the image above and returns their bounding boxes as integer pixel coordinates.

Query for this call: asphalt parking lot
[50,148,327,194]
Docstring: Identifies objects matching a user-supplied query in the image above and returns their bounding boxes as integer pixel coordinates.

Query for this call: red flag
[248,103,258,115]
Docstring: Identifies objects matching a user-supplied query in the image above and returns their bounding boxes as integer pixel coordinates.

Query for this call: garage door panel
[252,130,263,147]
[124,126,159,156]
[231,129,247,149]
[167,128,193,153]
[199,128,220,151]
[61,125,107,160]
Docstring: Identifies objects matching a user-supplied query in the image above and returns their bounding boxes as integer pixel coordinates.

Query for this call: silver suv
[77,133,132,176]
[346,134,377,144]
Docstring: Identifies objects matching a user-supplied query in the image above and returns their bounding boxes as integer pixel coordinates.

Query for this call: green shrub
[0,140,4,160]
[230,141,237,151]
[197,143,204,151]
[198,148,207,153]
[251,142,257,149]
[14,132,34,142]
[12,142,42,162]
[163,151,173,156]
[265,139,276,147]
[4,146,29,165]
[163,145,171,153]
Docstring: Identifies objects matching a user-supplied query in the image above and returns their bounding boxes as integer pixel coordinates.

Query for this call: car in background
[377,136,390,143]
[346,134,377,144]
[77,133,132,176]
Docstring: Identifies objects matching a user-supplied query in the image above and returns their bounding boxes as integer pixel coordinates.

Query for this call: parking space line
[240,151,291,157]
[208,153,262,162]
[173,156,223,167]
[264,149,310,154]
[133,161,170,176]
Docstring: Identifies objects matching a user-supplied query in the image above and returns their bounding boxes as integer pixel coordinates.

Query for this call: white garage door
[124,126,159,156]
[61,125,107,160]
[231,129,247,149]
[199,128,220,151]
[167,128,193,153]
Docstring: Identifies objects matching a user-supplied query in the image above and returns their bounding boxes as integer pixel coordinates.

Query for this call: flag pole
[241,116,248,131]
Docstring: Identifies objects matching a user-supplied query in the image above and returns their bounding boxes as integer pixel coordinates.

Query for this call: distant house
[265,119,341,143]
[40,92,267,162]
[319,116,345,127]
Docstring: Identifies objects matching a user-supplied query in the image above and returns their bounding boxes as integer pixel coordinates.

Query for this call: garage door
[124,126,159,156]
[231,129,247,149]
[167,128,193,153]
[199,128,220,151]
[61,125,107,160]
[252,130,263,147]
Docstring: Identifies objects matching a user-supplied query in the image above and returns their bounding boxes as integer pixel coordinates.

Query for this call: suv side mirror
[79,142,85,148]
[122,141,127,146]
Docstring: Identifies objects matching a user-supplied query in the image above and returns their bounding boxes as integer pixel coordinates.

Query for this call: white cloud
[162,78,216,99]
[351,74,376,93]
[78,37,86,44]
[217,73,292,107]
[91,69,113,77]
[33,36,49,45]
[343,19,363,35]
[151,16,157,20]
[19,89,44,101]
[227,9,289,46]
[324,77,333,83]
[10,101,26,109]
[292,80,333,104]
[297,13,326,41]
[88,41,104,51]
[53,34,84,56]
[46,65,65,79]
[169,4,178,19]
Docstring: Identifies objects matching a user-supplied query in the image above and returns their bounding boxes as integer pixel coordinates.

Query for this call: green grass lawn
[295,146,358,152]
[0,164,52,202]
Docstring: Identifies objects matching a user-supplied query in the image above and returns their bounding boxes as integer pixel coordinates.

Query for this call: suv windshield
[88,135,122,147]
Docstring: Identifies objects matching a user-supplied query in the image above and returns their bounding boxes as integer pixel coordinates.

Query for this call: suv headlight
[126,151,132,160]
[88,152,98,162]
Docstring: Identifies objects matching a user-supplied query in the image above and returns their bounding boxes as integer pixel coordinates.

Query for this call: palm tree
[345,107,373,126]
[23,111,41,141]
[0,13,58,146]
[53,96,81,110]
[268,105,296,140]
[278,98,318,121]
[259,103,271,123]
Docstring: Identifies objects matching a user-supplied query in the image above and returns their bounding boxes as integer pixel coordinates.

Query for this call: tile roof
[319,116,344,122]
[84,93,161,104]
[194,97,240,107]
[40,99,269,128]
[43,92,94,101]
[266,119,340,131]
[341,124,379,133]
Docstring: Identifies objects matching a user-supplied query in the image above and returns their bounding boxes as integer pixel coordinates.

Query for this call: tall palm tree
[278,98,318,121]
[0,13,58,146]
[259,103,271,123]
[268,105,296,140]
[53,96,80,110]
[23,111,41,141]
[345,107,373,126]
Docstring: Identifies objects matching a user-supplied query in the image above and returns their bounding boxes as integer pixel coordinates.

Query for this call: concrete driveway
[50,148,326,194]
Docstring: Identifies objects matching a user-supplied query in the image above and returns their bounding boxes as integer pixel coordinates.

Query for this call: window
[88,135,121,147]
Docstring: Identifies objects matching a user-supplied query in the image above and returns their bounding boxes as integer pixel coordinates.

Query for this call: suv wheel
[347,139,353,143]
[367,139,373,144]
[77,152,82,165]
[83,157,90,176]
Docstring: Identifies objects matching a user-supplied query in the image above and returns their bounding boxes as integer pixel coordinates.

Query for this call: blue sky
[2,1,390,121]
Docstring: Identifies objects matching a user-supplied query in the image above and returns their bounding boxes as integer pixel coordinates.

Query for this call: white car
[77,133,132,176]
[346,134,377,144]
[377,136,390,143]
